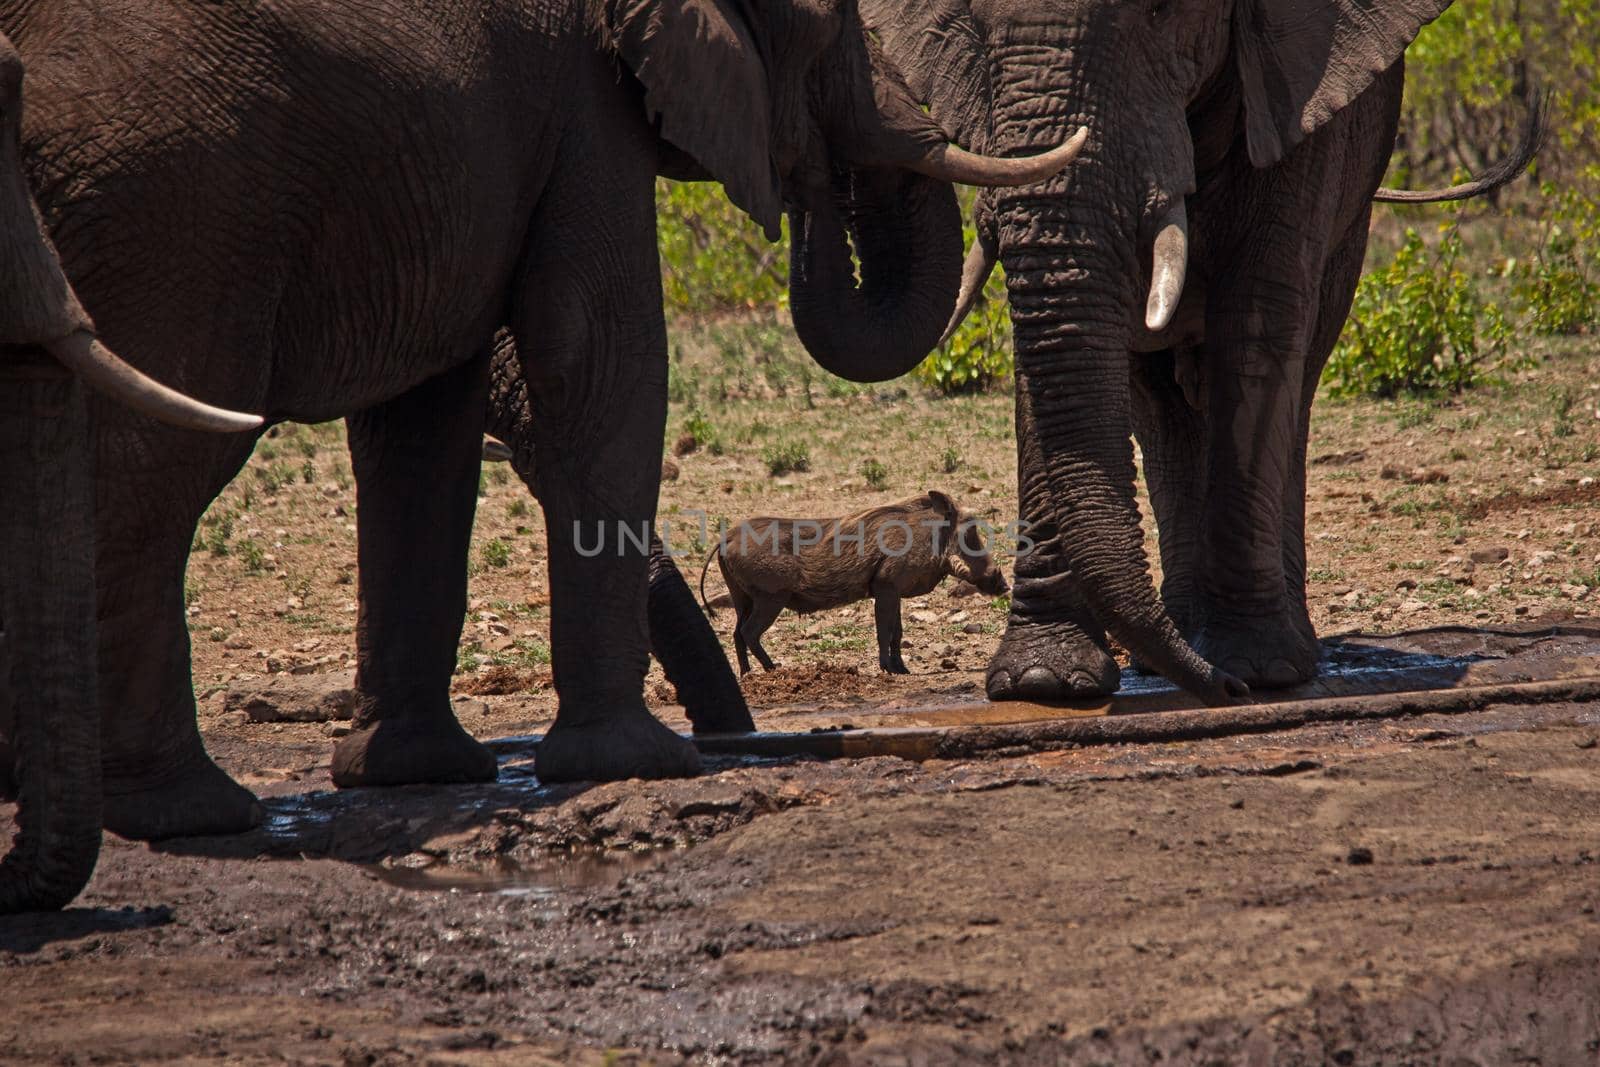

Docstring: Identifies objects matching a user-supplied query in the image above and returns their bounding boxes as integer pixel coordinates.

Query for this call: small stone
[949,610,969,624]
[323,722,351,738]
[208,627,228,642]
[1346,846,1374,866]
[1469,546,1510,564]
[940,657,958,670]
[1395,578,1418,590]
[454,698,490,719]
[962,623,985,635]
[910,610,938,623]
[1400,598,1427,614]
[1575,736,1597,750]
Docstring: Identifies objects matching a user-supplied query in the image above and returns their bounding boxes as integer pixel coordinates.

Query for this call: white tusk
[46,331,263,434]
[940,226,999,346]
[1144,198,1188,332]
[914,127,1089,188]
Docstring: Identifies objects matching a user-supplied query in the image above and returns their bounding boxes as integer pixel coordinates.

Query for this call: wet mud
[4,629,1600,1064]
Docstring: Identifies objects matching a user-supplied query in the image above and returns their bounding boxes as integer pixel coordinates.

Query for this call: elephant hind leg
[331,351,499,789]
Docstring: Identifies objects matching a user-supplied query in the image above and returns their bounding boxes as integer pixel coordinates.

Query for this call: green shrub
[1512,185,1600,335]
[762,440,811,477]
[1323,226,1516,398]
[860,458,889,490]
[940,447,962,474]
[682,408,720,453]
[480,538,512,569]
[914,209,1014,394]
[656,181,787,316]
[236,538,266,574]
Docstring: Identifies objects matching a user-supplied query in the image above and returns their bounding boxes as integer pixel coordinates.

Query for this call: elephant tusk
[1144,198,1188,333]
[914,127,1089,188]
[45,330,263,434]
[940,224,999,346]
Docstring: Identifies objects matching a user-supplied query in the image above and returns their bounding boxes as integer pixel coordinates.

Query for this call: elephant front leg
[94,421,263,839]
[1190,306,1319,689]
[331,354,498,788]
[1130,347,1209,638]
[987,376,1120,700]
[512,147,698,784]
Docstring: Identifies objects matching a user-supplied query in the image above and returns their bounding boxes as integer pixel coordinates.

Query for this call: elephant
[859,0,1539,703]
[0,30,262,911]
[2,0,1077,842]
[483,331,755,735]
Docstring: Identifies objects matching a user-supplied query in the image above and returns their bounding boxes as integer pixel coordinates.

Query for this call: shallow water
[367,850,664,897]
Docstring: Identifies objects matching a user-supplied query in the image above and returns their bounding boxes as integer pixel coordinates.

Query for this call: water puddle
[366,850,664,898]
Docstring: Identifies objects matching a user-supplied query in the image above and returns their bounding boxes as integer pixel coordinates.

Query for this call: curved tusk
[1144,198,1188,332]
[940,225,999,346]
[45,331,263,434]
[914,127,1089,188]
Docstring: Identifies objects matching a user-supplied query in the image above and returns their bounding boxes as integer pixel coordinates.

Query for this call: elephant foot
[535,706,701,784]
[986,619,1120,701]
[1191,613,1319,690]
[331,715,498,789]
[103,757,263,840]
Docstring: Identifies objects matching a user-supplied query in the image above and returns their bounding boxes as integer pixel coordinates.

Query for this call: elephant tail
[1374,91,1546,204]
[698,545,721,616]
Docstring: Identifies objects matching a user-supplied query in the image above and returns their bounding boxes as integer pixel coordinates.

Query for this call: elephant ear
[857,0,992,151]
[606,0,783,239]
[1234,0,1450,168]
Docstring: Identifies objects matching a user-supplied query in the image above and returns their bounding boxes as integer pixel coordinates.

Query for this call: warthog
[701,491,1009,675]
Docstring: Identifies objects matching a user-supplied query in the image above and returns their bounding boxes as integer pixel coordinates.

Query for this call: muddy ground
[5,324,1598,1062]
[5,672,1600,1064]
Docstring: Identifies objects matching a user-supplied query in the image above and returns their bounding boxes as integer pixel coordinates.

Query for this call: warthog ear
[926,489,962,550]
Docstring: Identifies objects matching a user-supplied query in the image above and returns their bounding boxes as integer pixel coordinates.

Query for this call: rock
[1469,546,1510,564]
[1395,578,1418,590]
[1399,599,1427,614]
[962,622,985,635]
[223,633,251,650]
[323,722,351,738]
[455,698,490,718]
[910,610,938,624]
[940,657,958,670]
[949,610,969,624]
[1346,846,1375,866]
[223,670,359,723]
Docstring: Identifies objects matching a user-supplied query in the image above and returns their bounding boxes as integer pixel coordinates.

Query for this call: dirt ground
[4,324,1599,1063]
[4,690,1599,1064]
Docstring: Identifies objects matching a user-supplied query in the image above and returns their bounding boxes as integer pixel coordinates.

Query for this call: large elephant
[861,0,1536,702]
[3,0,1073,841]
[0,31,261,911]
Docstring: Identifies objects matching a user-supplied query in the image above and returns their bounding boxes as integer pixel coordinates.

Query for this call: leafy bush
[1511,185,1600,335]
[1323,226,1516,398]
[681,408,722,454]
[860,458,889,490]
[914,199,1015,394]
[479,538,512,569]
[656,182,787,316]
[762,440,811,477]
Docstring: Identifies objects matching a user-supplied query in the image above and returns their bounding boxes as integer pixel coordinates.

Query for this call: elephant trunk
[0,357,103,913]
[787,169,963,383]
[998,165,1243,706]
